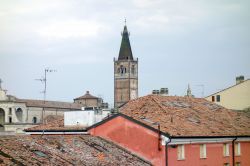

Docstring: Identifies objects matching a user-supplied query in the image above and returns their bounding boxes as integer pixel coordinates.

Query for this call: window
[216,95,220,102]
[212,96,215,102]
[131,65,135,74]
[177,145,185,160]
[9,117,12,123]
[236,162,241,166]
[224,163,229,166]
[32,117,37,124]
[119,65,126,74]
[235,143,241,156]
[223,143,230,156]
[9,108,12,115]
[200,144,206,158]
[16,108,23,122]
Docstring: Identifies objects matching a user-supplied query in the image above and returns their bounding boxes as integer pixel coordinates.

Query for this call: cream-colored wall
[0,102,27,123]
[27,107,66,123]
[0,89,8,101]
[206,80,250,110]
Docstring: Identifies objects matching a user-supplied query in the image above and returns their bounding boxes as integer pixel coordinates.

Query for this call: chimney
[160,88,168,96]
[152,90,160,95]
[236,76,244,85]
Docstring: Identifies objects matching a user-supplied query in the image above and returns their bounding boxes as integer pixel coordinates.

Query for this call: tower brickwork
[114,24,138,108]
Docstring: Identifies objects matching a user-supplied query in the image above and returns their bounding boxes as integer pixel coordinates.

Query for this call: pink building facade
[88,114,250,166]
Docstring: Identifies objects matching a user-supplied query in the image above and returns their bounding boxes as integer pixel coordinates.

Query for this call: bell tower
[114,23,138,108]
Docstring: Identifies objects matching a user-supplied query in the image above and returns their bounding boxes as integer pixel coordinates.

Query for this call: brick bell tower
[114,22,138,108]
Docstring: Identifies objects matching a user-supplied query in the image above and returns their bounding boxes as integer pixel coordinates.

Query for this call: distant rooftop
[74,91,99,100]
[17,99,82,110]
[25,115,86,132]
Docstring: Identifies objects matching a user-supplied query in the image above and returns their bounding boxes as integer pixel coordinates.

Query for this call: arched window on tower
[131,65,135,75]
[120,65,124,75]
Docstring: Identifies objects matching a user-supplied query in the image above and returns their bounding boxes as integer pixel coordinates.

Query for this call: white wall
[64,110,110,127]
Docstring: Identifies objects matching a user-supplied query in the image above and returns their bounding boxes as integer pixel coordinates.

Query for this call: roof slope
[74,91,98,100]
[17,99,82,109]
[0,135,151,165]
[120,95,250,137]
[118,25,134,60]
[25,115,86,131]
[206,79,250,97]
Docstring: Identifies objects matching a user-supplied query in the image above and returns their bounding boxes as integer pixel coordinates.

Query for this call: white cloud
[53,54,103,65]
[37,20,106,39]
[0,0,69,16]
[135,14,169,31]
[132,0,163,8]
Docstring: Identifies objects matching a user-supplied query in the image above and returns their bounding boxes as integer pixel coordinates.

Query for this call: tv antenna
[35,68,56,123]
[196,84,205,98]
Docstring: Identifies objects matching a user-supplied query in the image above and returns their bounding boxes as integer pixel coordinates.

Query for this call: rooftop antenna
[124,18,127,26]
[35,68,56,123]
[196,84,205,98]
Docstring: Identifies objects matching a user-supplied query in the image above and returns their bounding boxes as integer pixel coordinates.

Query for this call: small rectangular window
[236,162,241,166]
[235,143,241,156]
[223,143,230,156]
[212,96,215,102]
[9,108,12,115]
[224,163,229,166]
[216,95,220,102]
[9,117,12,123]
[177,145,185,160]
[200,144,206,158]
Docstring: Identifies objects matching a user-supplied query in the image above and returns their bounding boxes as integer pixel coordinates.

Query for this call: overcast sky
[0,0,249,107]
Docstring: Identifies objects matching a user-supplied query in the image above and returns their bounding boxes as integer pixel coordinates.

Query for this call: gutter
[25,131,89,135]
[170,135,250,139]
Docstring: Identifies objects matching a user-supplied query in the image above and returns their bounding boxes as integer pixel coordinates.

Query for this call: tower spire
[118,21,133,60]
[186,84,193,97]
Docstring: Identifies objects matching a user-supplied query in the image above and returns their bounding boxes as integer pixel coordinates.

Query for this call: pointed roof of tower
[118,24,134,60]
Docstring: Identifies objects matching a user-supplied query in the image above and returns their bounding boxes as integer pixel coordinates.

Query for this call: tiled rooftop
[25,115,86,131]
[74,91,99,100]
[120,95,250,137]
[0,135,150,165]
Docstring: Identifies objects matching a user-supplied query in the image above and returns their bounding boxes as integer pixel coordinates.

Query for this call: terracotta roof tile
[25,115,86,131]
[120,95,250,137]
[74,91,99,100]
[0,135,151,165]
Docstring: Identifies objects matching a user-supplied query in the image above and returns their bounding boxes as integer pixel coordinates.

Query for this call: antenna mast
[35,68,56,123]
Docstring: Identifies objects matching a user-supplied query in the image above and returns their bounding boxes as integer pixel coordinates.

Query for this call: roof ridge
[206,79,250,97]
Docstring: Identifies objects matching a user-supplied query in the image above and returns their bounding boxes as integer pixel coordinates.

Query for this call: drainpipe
[165,137,171,166]
[158,124,161,151]
[232,137,237,166]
